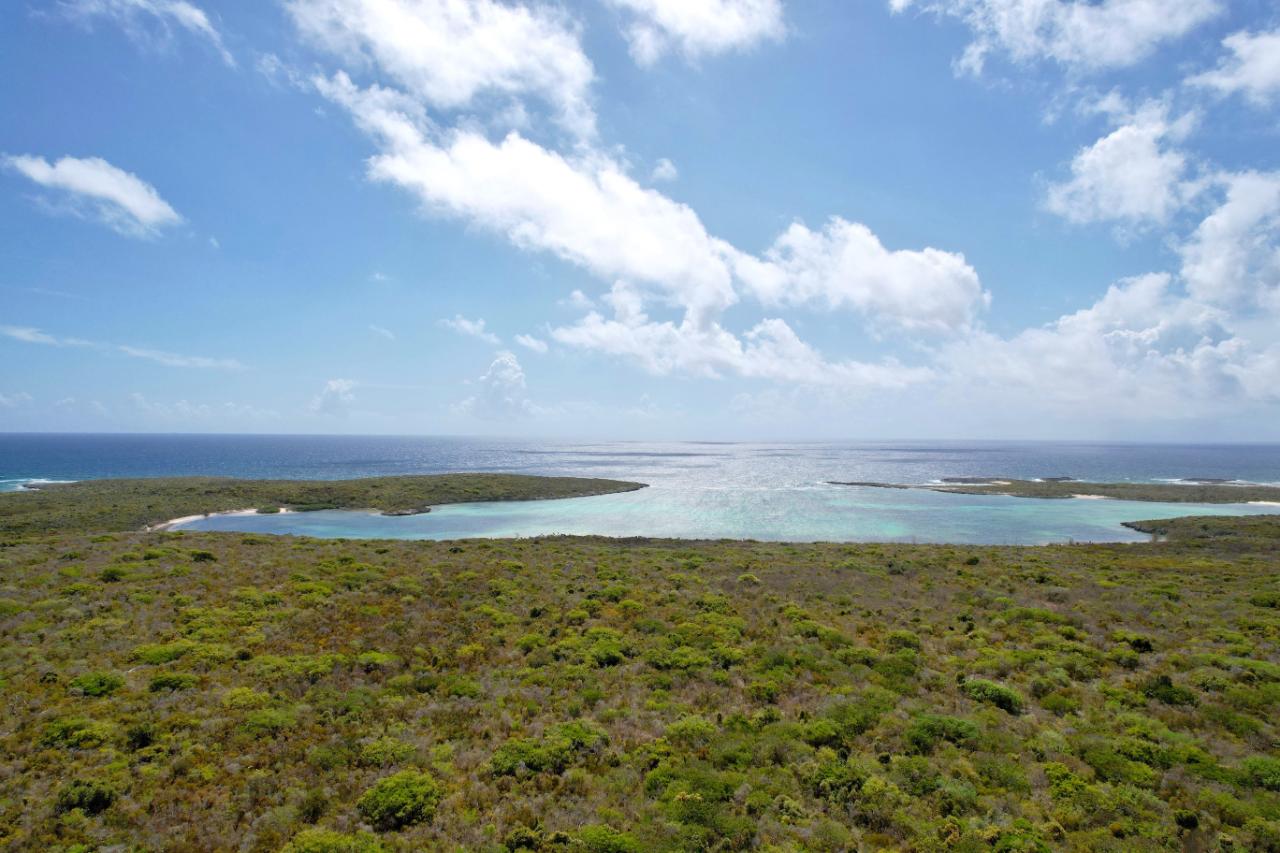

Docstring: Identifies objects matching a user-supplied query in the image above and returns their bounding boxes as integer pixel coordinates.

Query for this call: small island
[830,477,1280,504]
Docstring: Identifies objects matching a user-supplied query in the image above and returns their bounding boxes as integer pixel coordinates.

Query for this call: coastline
[150,506,298,533]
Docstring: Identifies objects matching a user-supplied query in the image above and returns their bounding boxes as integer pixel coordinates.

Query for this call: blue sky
[1,0,1278,440]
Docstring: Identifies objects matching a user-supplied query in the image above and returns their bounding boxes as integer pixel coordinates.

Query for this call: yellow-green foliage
[1,509,1279,849]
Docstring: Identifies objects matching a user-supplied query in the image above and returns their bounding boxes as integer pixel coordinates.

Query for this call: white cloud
[302,2,989,395]
[115,345,244,369]
[737,218,989,331]
[456,350,537,418]
[1044,102,1197,227]
[892,0,1222,75]
[651,157,679,183]
[4,154,182,237]
[319,72,988,346]
[440,314,500,345]
[1,325,242,368]
[1180,171,1280,311]
[369,324,396,340]
[0,325,81,346]
[604,0,785,65]
[310,378,357,415]
[286,0,596,138]
[1189,28,1280,108]
[320,72,741,325]
[1227,345,1280,403]
[514,333,548,353]
[940,273,1248,415]
[61,0,234,66]
[0,391,33,408]
[553,302,934,389]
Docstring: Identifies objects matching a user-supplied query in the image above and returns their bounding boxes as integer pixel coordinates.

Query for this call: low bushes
[963,678,1025,714]
[355,771,443,831]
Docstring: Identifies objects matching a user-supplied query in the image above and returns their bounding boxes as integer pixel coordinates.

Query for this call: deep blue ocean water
[3,434,1279,544]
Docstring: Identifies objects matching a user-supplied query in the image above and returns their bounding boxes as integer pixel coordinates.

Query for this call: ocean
[3,434,1279,544]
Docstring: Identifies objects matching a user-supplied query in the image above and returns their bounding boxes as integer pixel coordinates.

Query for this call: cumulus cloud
[4,154,182,237]
[1189,28,1280,108]
[310,378,357,415]
[1,325,242,368]
[317,73,987,375]
[514,333,548,353]
[287,1,1001,395]
[1180,171,1280,311]
[286,0,596,137]
[1044,102,1198,227]
[604,0,785,66]
[60,0,234,65]
[440,315,501,345]
[940,273,1246,415]
[319,72,742,325]
[552,296,934,389]
[737,218,989,331]
[891,0,1222,75]
[456,351,537,418]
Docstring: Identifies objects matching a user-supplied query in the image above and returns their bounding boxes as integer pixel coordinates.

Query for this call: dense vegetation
[1,480,1279,850]
[0,475,645,536]
[832,479,1280,504]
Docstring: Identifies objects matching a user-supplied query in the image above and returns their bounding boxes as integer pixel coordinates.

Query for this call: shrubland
[0,481,1278,850]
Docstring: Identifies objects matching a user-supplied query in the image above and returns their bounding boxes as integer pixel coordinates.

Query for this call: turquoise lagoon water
[174,485,1280,545]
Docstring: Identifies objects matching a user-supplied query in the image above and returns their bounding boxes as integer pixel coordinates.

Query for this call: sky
[1,0,1278,441]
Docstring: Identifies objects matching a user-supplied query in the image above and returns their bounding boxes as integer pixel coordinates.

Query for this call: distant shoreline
[829,478,1280,504]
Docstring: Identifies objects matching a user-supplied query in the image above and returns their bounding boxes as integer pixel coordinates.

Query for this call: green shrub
[69,671,124,697]
[54,778,116,815]
[576,825,640,853]
[359,737,415,768]
[810,757,869,803]
[242,708,296,737]
[904,714,979,754]
[963,679,1024,714]
[1140,675,1197,706]
[125,722,156,751]
[1248,592,1280,609]
[41,716,111,749]
[356,770,443,831]
[279,828,385,852]
[1242,756,1280,791]
[885,630,921,651]
[149,672,199,692]
[665,715,717,748]
[1040,691,1081,716]
[490,721,607,777]
[131,641,194,665]
[357,651,401,672]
